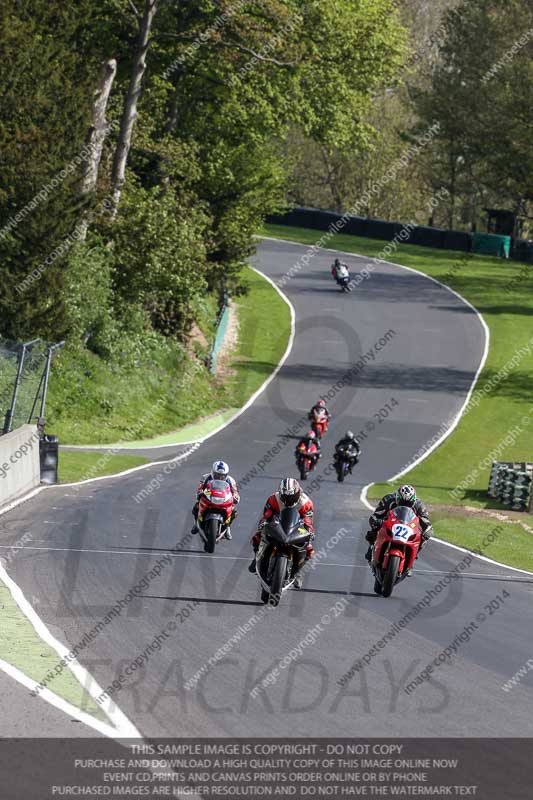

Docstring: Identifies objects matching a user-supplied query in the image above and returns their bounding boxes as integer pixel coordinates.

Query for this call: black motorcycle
[334,445,359,482]
[255,507,310,606]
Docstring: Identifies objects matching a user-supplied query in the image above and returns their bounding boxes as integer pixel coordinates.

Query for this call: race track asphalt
[1,238,532,740]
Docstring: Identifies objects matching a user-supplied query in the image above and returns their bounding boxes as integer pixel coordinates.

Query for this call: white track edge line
[0,658,128,739]
[0,561,141,737]
[0,486,44,518]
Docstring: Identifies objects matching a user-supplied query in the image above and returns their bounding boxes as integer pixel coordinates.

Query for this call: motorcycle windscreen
[393,505,417,524]
[205,479,231,504]
[265,506,299,544]
[279,506,300,532]
[390,506,418,542]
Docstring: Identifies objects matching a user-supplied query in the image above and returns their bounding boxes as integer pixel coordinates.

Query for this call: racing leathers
[334,436,360,472]
[331,261,349,281]
[295,434,321,466]
[248,490,315,576]
[192,473,240,535]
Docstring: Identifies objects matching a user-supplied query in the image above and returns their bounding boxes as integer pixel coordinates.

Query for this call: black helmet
[334,258,341,267]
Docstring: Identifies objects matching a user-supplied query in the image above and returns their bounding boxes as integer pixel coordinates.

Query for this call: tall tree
[414,0,533,226]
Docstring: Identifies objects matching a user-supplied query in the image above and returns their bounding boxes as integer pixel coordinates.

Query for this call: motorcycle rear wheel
[382,555,401,597]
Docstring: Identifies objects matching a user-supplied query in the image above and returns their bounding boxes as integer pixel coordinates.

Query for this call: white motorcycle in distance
[332,262,352,293]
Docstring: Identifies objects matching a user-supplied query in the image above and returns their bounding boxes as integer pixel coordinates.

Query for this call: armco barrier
[265,207,474,253]
[267,207,533,263]
[207,300,230,375]
[0,424,41,508]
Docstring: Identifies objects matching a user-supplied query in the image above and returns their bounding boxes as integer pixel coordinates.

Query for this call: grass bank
[48,265,291,449]
[58,450,149,483]
[264,223,533,567]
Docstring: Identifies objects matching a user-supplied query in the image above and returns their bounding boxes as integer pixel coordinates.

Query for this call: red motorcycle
[296,438,319,481]
[371,506,422,597]
[309,409,329,439]
[197,479,235,553]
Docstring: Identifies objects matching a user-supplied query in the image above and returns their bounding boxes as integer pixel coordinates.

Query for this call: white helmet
[212,460,229,480]
[279,477,301,507]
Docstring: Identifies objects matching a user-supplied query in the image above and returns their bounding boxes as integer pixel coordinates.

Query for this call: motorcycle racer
[295,429,321,465]
[191,460,240,540]
[334,430,361,473]
[248,478,315,589]
[309,398,331,422]
[365,484,432,564]
[331,258,349,280]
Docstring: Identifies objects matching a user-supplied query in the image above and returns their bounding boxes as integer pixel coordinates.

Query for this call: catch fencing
[0,338,64,435]
[0,338,47,434]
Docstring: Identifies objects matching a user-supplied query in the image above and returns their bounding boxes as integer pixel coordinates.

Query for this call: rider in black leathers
[365,484,433,563]
[334,430,360,473]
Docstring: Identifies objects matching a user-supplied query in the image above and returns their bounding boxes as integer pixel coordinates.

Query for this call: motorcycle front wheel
[204,518,218,554]
[268,555,288,606]
[382,555,401,597]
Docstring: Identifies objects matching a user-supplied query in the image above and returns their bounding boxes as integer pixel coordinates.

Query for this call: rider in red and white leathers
[191,460,240,540]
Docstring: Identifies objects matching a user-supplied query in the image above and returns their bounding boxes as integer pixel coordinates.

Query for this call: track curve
[2,238,533,738]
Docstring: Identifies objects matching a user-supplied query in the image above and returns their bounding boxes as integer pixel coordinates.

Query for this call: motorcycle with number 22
[371,506,422,597]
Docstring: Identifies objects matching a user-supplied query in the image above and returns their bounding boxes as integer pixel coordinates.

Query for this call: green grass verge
[431,510,533,572]
[264,223,533,562]
[0,581,108,723]
[48,265,290,447]
[59,450,148,483]
[227,265,291,408]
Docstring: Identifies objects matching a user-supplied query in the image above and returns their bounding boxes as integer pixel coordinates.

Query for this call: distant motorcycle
[197,479,235,553]
[309,409,329,439]
[256,507,310,606]
[334,445,359,482]
[371,506,422,597]
[296,439,319,480]
[333,264,352,293]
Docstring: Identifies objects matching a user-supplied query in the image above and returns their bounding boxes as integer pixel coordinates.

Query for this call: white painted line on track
[0,658,129,739]
[0,561,141,739]
[2,544,530,581]
[0,487,44,519]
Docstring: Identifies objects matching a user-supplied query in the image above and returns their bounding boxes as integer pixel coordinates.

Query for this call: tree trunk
[448,148,457,230]
[79,59,117,240]
[110,0,159,218]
